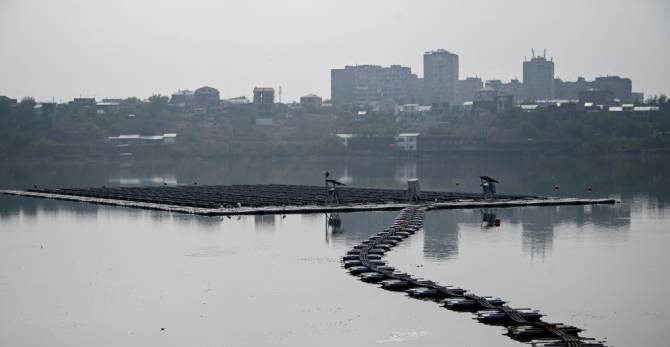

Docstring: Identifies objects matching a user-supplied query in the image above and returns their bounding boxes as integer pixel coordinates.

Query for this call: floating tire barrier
[341,206,609,347]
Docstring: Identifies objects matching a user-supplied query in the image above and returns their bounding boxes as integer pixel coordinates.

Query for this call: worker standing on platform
[480,176,499,199]
[324,171,345,204]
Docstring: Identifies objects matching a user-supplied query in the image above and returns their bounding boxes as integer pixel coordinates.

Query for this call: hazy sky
[1,0,668,102]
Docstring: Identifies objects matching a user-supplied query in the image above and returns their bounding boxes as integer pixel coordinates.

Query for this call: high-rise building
[330,65,420,105]
[523,51,554,101]
[423,49,459,104]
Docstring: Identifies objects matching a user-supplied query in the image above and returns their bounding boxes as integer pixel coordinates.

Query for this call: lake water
[1,155,669,346]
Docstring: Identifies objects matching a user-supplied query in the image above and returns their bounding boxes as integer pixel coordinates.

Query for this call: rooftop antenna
[278,86,282,103]
[531,48,535,58]
[543,48,546,58]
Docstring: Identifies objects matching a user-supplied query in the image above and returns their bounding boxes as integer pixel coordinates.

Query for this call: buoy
[380,279,411,291]
[406,287,439,298]
[359,272,386,283]
[374,244,392,251]
[494,218,501,227]
[587,186,592,192]
[554,185,559,190]
[348,266,370,275]
[376,265,395,272]
[366,259,386,266]
[343,260,362,268]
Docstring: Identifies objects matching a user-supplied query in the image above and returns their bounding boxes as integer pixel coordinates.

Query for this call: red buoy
[494,218,501,227]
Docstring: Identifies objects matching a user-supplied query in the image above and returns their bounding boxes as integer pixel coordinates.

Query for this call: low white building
[335,133,354,148]
[394,133,419,151]
[108,133,177,146]
[224,96,251,105]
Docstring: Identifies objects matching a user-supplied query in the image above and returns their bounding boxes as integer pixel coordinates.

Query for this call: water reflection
[0,196,99,221]
[323,203,632,262]
[0,155,668,347]
[394,161,417,184]
[505,204,631,258]
[107,174,178,186]
[421,210,468,260]
[254,214,276,232]
[337,167,353,185]
[326,210,397,246]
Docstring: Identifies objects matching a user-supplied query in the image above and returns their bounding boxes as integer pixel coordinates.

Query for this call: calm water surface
[1,155,669,346]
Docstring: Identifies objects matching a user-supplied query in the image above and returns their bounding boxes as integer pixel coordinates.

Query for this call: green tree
[17,97,36,117]
[147,94,169,113]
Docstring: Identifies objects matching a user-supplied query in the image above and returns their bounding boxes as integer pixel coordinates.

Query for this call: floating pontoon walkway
[0,184,615,215]
[343,206,608,347]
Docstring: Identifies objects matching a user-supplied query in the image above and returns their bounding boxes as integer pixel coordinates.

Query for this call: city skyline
[1,0,668,102]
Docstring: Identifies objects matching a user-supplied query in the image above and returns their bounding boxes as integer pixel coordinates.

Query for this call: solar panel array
[29,184,536,209]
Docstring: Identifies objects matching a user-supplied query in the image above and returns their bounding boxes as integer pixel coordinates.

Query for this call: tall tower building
[423,49,459,104]
[523,50,554,101]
